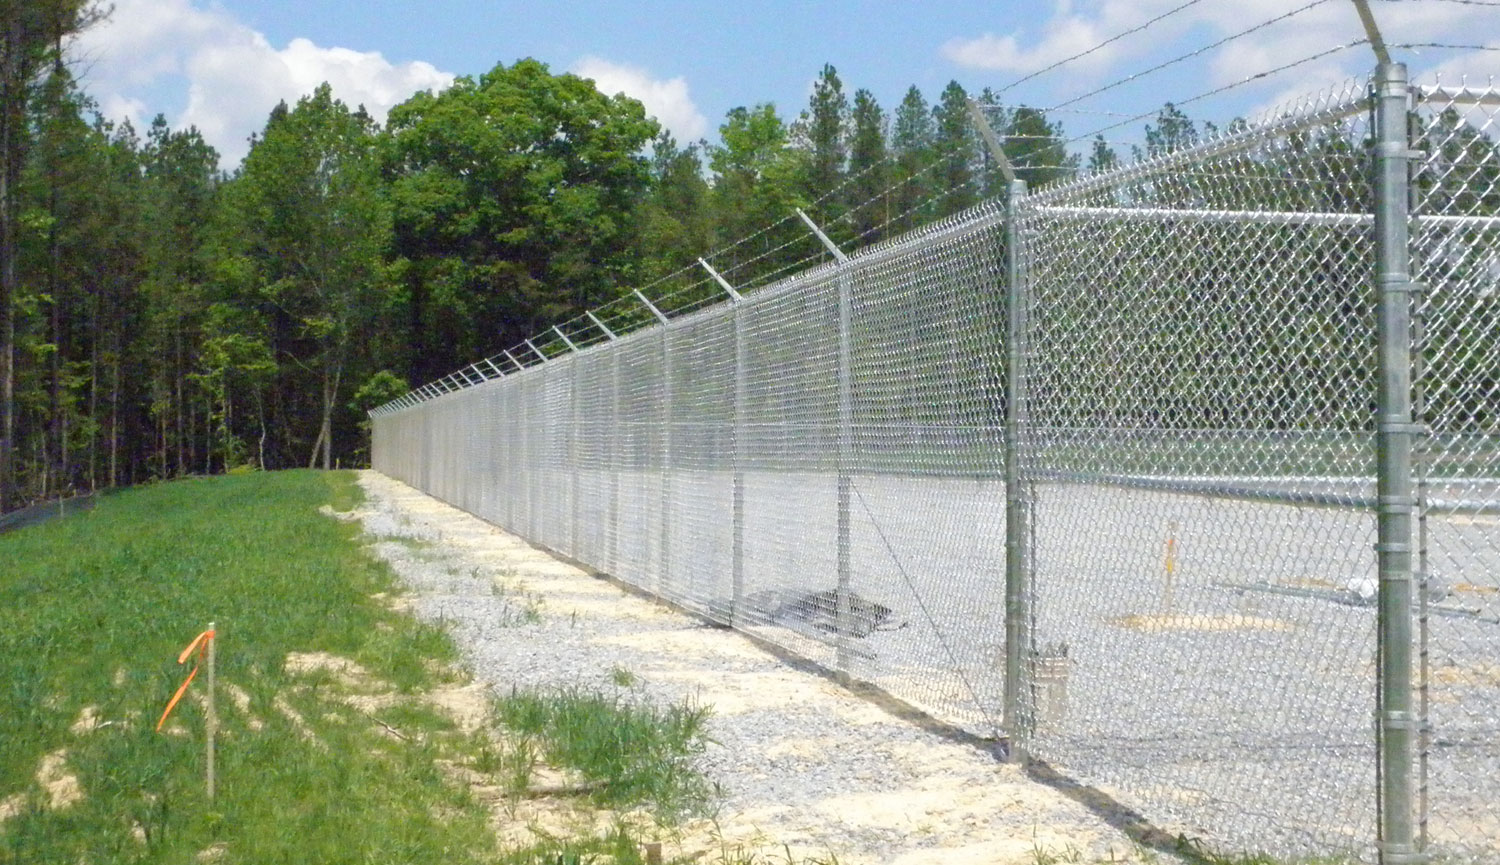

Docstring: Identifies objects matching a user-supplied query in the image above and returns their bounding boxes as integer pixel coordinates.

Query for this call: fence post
[1003,178,1034,760]
[733,302,746,623]
[700,258,747,624]
[525,342,549,544]
[1372,60,1420,865]
[971,98,1036,759]
[660,328,672,597]
[588,312,621,576]
[634,290,673,598]
[610,348,621,576]
[520,373,532,540]
[552,327,581,556]
[796,208,855,677]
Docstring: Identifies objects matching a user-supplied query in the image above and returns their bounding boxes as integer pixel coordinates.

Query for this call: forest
[2,3,1495,514]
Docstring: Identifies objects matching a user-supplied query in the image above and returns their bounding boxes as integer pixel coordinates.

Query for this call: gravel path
[348,470,1141,865]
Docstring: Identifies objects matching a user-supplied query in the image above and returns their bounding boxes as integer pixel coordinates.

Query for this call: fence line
[373,68,1500,864]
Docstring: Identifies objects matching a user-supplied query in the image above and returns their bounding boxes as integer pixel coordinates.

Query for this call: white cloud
[942,0,1498,102]
[72,0,453,168]
[1412,43,1500,91]
[941,18,1121,76]
[941,0,1192,77]
[570,56,708,144]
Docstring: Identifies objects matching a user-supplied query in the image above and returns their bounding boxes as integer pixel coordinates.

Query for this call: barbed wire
[379,0,1485,408]
[1047,0,1334,114]
[1063,41,1368,149]
[1395,43,1500,51]
[990,0,1208,98]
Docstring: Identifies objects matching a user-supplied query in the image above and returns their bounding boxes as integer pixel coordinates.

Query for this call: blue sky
[72,0,1499,169]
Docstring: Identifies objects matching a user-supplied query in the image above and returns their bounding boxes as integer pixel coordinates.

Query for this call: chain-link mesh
[1020,83,1383,858]
[1413,82,1500,865]
[369,73,1500,863]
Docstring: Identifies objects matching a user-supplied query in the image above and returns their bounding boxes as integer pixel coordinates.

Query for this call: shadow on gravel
[1027,759,1214,863]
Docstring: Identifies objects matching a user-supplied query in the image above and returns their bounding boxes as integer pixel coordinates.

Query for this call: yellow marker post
[1163,520,1180,615]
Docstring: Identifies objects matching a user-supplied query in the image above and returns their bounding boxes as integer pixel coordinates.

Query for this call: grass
[0,470,502,864]
[493,685,716,820]
[0,469,851,865]
[610,664,638,688]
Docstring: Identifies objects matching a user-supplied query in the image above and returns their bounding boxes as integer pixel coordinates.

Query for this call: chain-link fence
[1412,81,1500,865]
[372,66,1499,863]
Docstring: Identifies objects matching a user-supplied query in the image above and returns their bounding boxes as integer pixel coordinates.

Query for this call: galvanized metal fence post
[610,348,621,575]
[634,290,673,597]
[520,370,533,540]
[1372,60,1419,865]
[553,327,581,556]
[700,258,747,624]
[659,329,672,595]
[971,98,1036,759]
[1003,178,1034,760]
[588,311,621,576]
[835,268,854,675]
[797,209,855,676]
[733,301,746,623]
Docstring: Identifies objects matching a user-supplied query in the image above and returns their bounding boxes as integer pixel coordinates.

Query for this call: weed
[497,822,648,864]
[491,579,544,626]
[472,738,504,774]
[493,685,714,820]
[501,736,539,793]
[708,843,843,865]
[610,665,638,688]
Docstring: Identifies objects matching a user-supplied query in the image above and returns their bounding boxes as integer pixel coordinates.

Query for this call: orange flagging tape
[156,629,215,732]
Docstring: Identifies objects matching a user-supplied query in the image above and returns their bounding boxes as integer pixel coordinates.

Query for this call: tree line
[5,4,1494,513]
[0,9,1104,513]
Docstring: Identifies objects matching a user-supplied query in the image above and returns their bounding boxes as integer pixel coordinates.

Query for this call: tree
[1005,106,1076,189]
[708,103,809,283]
[78,115,151,490]
[890,85,935,233]
[1145,102,1198,157]
[846,88,888,246]
[1088,135,1119,174]
[636,132,712,286]
[794,64,849,235]
[0,0,101,511]
[139,116,219,477]
[233,83,391,470]
[385,59,659,383]
[931,81,976,218]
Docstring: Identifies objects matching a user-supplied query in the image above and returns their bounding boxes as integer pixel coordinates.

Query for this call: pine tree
[1088,135,1119,174]
[931,81,976,218]
[890,86,934,234]
[1145,103,1198,157]
[797,64,849,233]
[0,0,101,511]
[846,88,888,246]
[1005,106,1076,189]
[974,87,1011,199]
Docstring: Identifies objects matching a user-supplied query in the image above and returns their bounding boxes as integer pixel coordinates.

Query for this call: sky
[69,0,1500,170]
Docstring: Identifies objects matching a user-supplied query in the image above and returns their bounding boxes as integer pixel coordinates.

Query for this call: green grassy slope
[0,470,495,865]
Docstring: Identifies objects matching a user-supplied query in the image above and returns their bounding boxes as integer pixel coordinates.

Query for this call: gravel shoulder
[349,470,1142,864]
